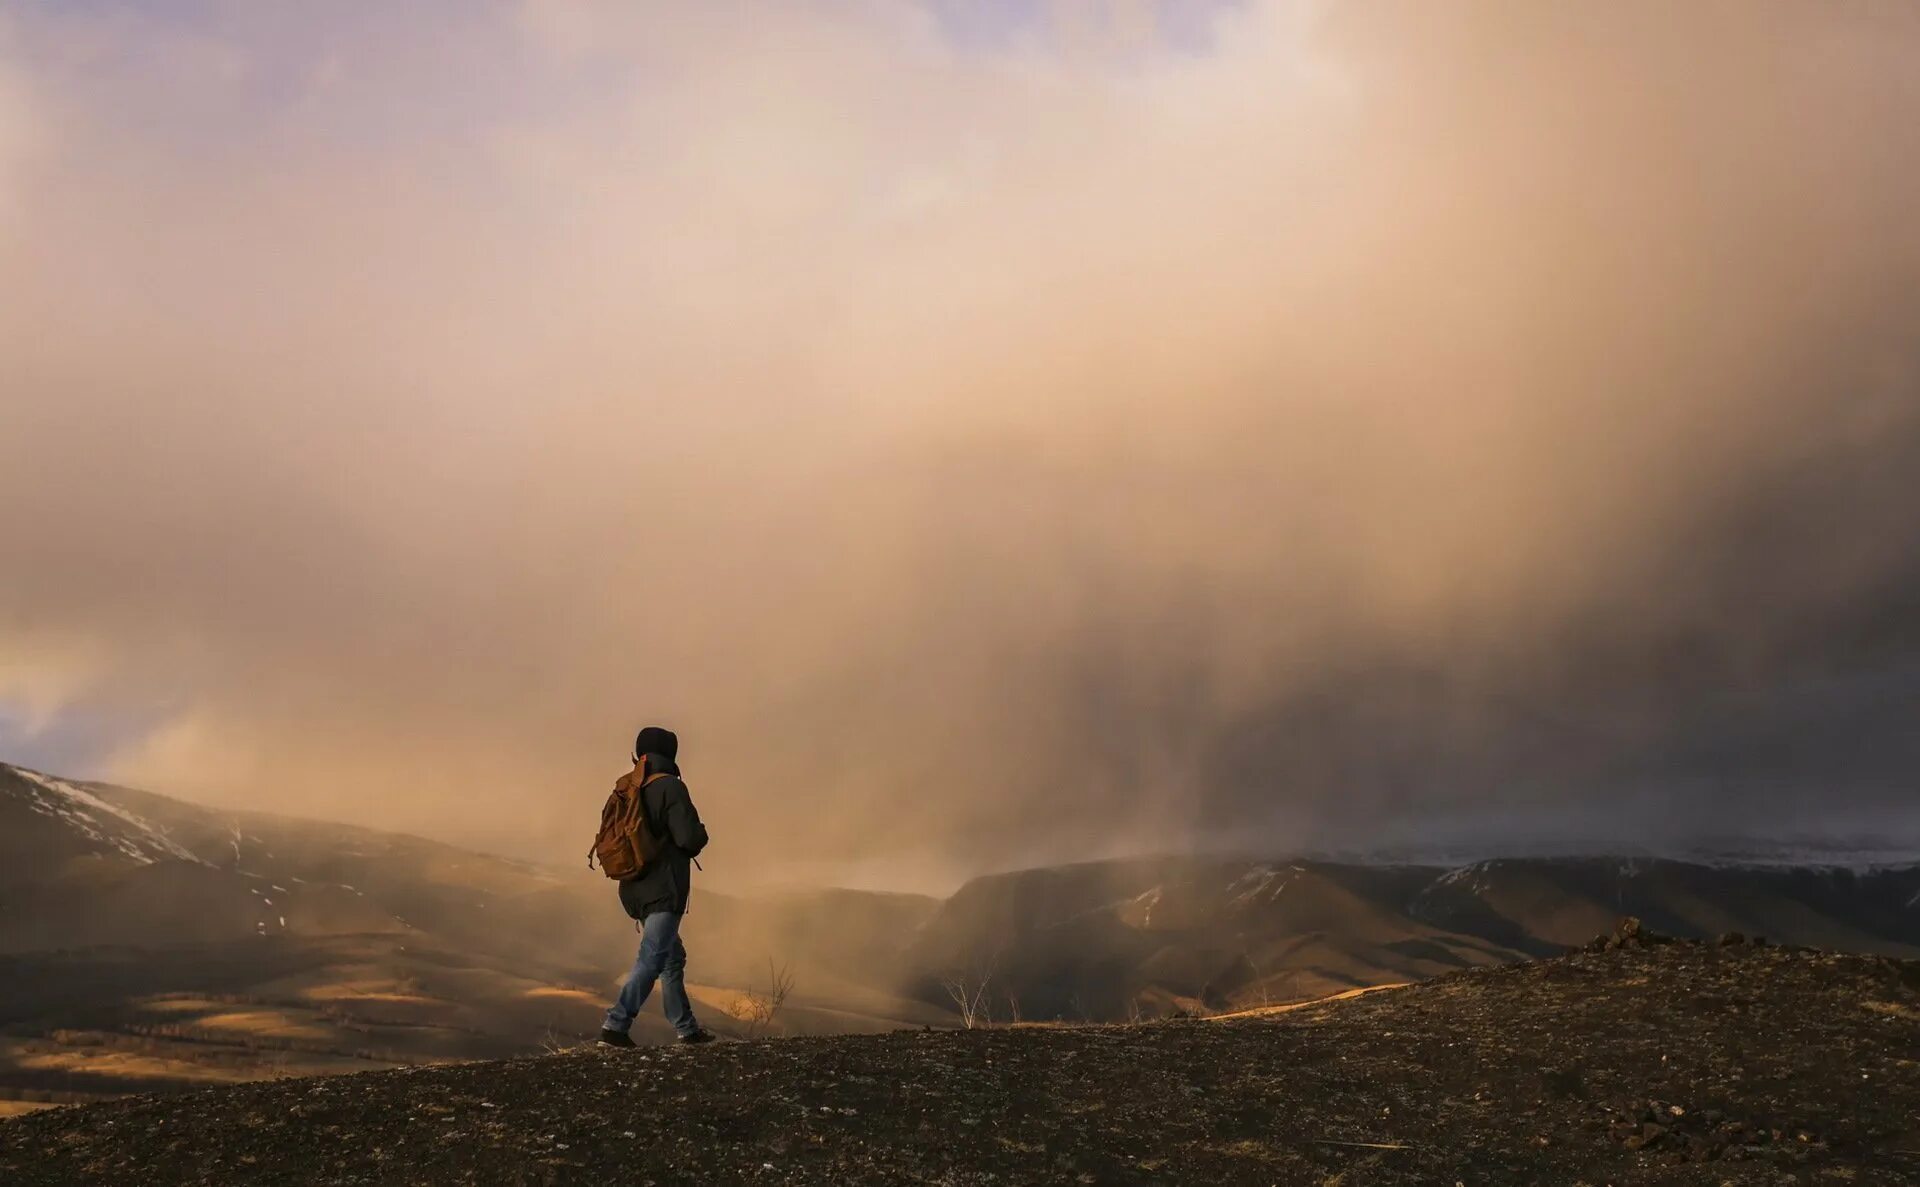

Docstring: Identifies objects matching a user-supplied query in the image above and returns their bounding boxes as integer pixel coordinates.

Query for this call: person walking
[596,726,715,1047]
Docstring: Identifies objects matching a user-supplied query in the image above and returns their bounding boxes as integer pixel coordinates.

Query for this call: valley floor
[2,941,1917,1185]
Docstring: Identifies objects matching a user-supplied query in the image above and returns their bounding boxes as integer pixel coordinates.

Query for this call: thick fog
[2,2,1917,889]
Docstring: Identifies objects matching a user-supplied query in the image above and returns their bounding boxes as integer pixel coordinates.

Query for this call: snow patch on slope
[1429,860,1502,897]
[9,766,208,866]
[1226,864,1303,907]
[1407,860,1505,924]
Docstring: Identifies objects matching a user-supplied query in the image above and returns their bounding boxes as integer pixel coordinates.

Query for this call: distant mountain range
[910,851,1920,1022]
[2,758,1916,1114]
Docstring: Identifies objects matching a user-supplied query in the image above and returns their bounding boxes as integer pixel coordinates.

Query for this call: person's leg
[603,911,682,1033]
[658,932,699,1037]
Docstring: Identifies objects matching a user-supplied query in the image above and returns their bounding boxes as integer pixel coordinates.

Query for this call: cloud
[0,22,42,214]
[1,1,1917,887]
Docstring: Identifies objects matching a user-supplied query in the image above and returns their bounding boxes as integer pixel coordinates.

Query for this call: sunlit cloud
[1,2,1916,888]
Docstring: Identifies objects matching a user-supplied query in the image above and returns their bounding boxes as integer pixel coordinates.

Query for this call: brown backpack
[588,764,670,880]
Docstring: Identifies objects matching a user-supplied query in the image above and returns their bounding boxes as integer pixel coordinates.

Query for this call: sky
[2,1,1917,890]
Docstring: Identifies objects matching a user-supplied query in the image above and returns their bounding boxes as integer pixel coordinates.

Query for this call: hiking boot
[677,1028,717,1045]
[597,1028,636,1049]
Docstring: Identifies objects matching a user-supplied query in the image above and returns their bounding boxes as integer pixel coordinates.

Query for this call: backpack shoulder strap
[636,771,672,832]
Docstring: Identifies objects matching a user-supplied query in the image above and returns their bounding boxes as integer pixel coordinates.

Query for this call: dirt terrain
[3,934,1915,1185]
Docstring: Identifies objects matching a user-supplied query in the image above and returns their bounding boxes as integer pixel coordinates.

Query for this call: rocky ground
[3,930,1916,1185]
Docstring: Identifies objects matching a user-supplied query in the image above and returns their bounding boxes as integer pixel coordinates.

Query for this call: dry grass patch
[138,998,225,1015]
[520,987,601,1006]
[12,1047,257,1084]
[300,981,440,1006]
[1209,982,1408,1020]
[194,1011,335,1042]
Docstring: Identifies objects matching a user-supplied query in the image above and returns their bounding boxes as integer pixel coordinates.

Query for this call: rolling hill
[0,761,946,1116]
[904,851,1920,1020]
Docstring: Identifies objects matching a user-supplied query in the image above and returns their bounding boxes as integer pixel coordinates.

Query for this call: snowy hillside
[6,765,208,867]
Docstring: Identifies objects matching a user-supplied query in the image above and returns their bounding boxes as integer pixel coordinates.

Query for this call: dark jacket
[616,768,708,919]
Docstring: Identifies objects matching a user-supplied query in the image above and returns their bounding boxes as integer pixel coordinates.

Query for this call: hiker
[592,725,715,1047]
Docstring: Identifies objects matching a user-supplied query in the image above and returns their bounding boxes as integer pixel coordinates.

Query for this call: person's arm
[662,780,709,858]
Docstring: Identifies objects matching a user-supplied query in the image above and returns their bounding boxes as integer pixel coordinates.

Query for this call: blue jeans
[604,910,699,1037]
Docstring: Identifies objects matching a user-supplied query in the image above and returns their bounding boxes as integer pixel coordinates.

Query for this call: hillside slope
[0,761,945,1114]
[4,940,1916,1185]
[908,853,1920,1019]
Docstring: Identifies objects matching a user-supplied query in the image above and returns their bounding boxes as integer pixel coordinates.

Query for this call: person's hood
[633,725,679,763]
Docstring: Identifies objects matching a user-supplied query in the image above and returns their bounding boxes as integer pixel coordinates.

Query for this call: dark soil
[4,938,1917,1185]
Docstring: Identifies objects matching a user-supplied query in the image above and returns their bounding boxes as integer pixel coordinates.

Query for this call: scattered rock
[1583,916,1675,952]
